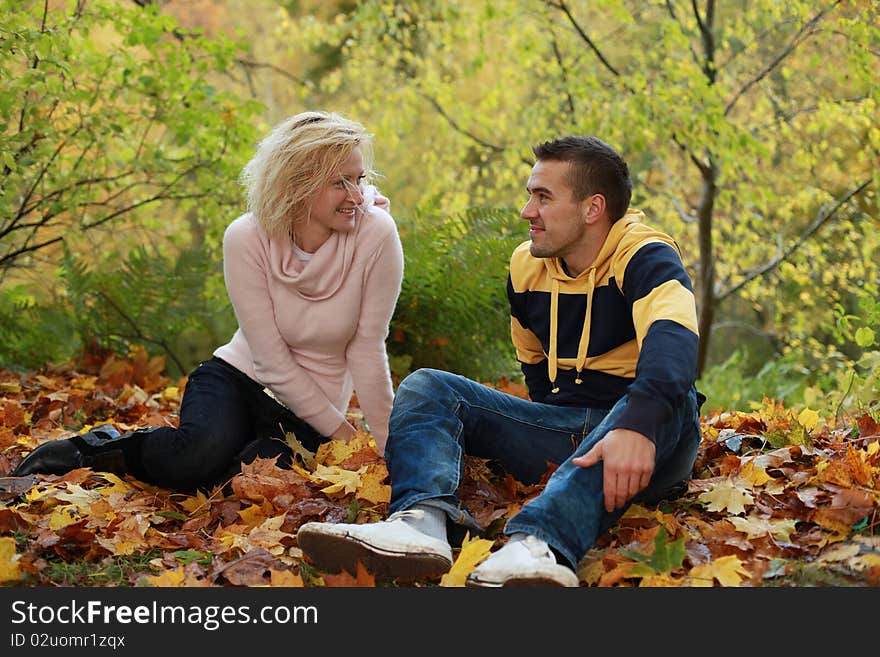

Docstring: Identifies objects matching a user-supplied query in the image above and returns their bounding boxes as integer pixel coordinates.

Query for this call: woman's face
[300,146,366,250]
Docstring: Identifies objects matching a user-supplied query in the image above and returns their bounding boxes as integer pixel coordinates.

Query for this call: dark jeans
[132,357,327,491]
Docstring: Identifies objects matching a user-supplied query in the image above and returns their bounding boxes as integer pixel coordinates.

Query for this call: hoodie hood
[541,209,680,391]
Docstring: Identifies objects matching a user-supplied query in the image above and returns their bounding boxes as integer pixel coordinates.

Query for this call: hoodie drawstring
[548,268,595,393]
[548,278,560,393]
[573,268,595,384]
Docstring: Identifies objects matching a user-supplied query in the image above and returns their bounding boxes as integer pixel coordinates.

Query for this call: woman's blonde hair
[240,111,374,238]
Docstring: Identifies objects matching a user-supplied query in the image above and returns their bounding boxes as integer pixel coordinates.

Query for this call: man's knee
[397,368,456,400]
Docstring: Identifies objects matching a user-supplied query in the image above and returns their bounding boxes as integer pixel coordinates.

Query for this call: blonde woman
[14,111,404,490]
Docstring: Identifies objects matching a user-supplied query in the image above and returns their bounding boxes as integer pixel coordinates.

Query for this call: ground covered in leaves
[1,348,878,587]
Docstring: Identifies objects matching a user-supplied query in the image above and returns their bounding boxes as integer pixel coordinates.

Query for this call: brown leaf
[215,548,289,586]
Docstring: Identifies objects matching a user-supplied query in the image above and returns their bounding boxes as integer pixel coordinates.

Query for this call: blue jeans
[385,368,702,569]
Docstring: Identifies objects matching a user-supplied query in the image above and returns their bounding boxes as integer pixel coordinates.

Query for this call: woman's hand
[330,420,357,442]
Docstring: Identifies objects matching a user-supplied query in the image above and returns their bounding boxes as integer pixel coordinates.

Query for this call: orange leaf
[321,561,376,587]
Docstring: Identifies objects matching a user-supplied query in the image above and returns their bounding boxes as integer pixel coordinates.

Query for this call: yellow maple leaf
[689,555,751,587]
[247,515,295,556]
[356,467,391,504]
[238,504,268,529]
[0,380,22,394]
[738,460,772,487]
[312,464,365,495]
[768,518,799,543]
[179,489,210,515]
[0,537,21,584]
[54,483,101,511]
[140,566,186,587]
[440,533,494,587]
[94,472,134,496]
[577,556,607,586]
[98,513,151,556]
[48,505,82,530]
[817,543,861,564]
[729,515,799,543]
[70,375,97,390]
[638,573,682,587]
[854,554,880,570]
[797,408,820,432]
[24,481,58,503]
[214,524,251,552]
[698,479,754,515]
[728,515,771,539]
[315,433,374,466]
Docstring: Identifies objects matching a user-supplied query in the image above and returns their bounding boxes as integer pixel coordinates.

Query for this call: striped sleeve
[507,273,551,401]
[614,241,699,443]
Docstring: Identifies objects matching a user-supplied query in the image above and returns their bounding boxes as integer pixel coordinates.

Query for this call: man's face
[520,159,588,261]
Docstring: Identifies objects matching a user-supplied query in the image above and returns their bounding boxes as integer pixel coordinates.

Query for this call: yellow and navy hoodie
[506,209,699,443]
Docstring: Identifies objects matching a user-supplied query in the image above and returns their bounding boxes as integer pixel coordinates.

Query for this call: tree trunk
[696,155,718,377]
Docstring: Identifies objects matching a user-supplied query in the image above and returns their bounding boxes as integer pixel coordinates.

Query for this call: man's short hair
[532,136,632,221]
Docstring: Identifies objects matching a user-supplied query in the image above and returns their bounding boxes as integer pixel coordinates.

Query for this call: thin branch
[81,190,217,230]
[724,2,839,116]
[546,0,620,77]
[717,178,872,302]
[236,58,309,87]
[0,235,64,269]
[96,291,186,374]
[7,126,82,239]
[16,171,140,222]
[753,94,867,132]
[414,91,528,166]
[692,0,716,83]
[665,0,702,70]
[549,30,576,117]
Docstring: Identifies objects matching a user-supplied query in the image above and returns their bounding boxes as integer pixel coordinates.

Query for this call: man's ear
[581,193,607,225]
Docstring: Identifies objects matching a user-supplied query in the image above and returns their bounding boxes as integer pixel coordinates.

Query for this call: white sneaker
[296,509,453,580]
[466,535,580,587]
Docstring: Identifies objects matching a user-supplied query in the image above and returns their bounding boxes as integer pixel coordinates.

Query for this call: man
[297,136,704,587]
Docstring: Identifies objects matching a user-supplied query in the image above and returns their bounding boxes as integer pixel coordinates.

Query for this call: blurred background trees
[2,0,878,416]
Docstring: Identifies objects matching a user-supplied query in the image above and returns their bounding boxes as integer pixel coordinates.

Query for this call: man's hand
[572,428,656,512]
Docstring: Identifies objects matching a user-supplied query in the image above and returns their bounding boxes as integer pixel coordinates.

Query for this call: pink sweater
[213,196,404,450]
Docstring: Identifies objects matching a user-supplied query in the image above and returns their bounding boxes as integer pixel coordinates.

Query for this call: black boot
[13,424,134,477]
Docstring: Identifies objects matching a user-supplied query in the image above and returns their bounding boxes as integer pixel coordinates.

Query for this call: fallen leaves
[440,533,494,587]
[697,478,756,515]
[0,536,21,583]
[1,352,879,587]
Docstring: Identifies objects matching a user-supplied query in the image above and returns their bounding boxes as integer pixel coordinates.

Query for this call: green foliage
[0,285,78,371]
[390,205,525,382]
[697,349,812,413]
[619,527,686,576]
[58,243,234,377]
[0,242,235,377]
[0,0,262,376]
[0,0,262,274]
[283,0,880,377]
